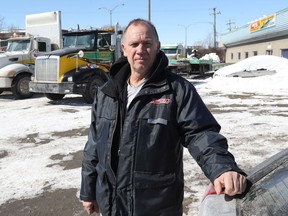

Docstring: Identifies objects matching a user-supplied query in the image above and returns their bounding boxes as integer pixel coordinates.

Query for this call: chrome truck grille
[35,56,60,82]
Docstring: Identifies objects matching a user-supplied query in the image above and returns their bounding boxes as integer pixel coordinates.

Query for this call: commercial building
[220,8,288,63]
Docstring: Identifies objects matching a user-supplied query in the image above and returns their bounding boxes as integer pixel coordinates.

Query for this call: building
[0,31,25,51]
[220,8,288,63]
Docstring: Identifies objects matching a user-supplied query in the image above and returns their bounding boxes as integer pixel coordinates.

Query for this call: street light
[99,4,125,27]
[178,24,192,57]
[180,22,214,48]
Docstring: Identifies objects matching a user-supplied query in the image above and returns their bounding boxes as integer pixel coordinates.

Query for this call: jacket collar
[101,50,169,99]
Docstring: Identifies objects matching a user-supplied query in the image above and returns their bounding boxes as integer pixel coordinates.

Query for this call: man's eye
[129,42,152,48]
[144,42,152,47]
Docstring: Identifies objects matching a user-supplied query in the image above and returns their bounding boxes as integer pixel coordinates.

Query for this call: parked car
[213,55,288,78]
[198,148,288,216]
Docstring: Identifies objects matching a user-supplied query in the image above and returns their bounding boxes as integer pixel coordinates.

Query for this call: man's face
[122,23,160,75]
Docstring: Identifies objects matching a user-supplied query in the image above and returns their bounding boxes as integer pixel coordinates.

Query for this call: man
[80,18,246,216]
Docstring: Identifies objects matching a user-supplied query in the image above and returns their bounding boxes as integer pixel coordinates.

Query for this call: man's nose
[137,44,146,53]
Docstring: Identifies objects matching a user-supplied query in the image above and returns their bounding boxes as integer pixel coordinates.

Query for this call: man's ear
[121,44,127,57]
[157,41,161,53]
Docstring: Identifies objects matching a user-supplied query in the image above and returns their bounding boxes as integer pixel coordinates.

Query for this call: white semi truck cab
[0,11,62,99]
[160,43,186,60]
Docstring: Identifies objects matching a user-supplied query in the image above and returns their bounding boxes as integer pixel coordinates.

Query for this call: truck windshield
[63,34,95,49]
[162,49,177,55]
[6,39,30,52]
[97,33,111,50]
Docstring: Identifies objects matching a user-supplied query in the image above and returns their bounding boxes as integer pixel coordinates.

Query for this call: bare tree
[193,40,206,48]
[7,24,20,32]
[0,16,20,33]
[204,33,214,48]
[193,33,213,49]
[0,16,4,31]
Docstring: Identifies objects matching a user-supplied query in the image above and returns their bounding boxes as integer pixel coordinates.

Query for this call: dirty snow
[0,55,288,215]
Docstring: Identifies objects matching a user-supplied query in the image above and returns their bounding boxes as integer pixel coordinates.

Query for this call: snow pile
[200,53,220,63]
[198,55,288,94]
[214,55,288,76]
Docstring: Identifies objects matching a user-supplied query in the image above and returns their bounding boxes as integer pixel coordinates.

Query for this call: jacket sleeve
[176,80,246,182]
[80,89,99,201]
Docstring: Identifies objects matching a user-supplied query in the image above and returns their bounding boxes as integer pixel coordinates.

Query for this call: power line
[226,19,235,32]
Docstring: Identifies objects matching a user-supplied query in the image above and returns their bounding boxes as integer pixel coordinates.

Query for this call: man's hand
[82,201,99,215]
[214,171,246,196]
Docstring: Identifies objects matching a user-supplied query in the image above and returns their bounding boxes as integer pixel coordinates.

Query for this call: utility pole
[210,8,221,48]
[148,0,151,21]
[226,19,235,32]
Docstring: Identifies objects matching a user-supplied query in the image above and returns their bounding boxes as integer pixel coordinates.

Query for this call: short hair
[122,18,159,43]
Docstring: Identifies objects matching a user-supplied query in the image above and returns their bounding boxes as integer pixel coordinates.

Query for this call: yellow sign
[249,14,276,33]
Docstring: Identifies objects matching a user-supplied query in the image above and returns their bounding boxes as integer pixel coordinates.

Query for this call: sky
[1,56,288,215]
[1,0,288,46]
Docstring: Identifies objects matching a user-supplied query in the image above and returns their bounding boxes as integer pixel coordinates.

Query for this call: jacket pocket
[134,171,175,189]
[133,171,182,216]
[135,117,180,172]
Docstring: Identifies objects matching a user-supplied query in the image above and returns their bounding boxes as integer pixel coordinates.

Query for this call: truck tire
[82,76,106,104]
[11,74,34,99]
[44,93,65,101]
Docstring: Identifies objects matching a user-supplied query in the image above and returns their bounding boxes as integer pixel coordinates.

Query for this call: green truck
[161,43,212,76]
[29,25,123,103]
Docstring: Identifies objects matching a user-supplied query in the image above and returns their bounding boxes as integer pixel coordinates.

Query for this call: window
[238,52,241,60]
[38,42,47,52]
[231,53,233,60]
[253,51,258,56]
[7,39,30,52]
[281,49,288,59]
[245,52,249,58]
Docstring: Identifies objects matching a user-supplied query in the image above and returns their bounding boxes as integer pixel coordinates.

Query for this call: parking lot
[1,77,288,215]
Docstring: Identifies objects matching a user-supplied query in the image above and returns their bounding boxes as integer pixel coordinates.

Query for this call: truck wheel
[44,93,65,101]
[82,77,106,104]
[11,74,34,99]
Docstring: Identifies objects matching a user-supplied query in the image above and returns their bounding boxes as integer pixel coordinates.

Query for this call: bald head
[122,18,159,43]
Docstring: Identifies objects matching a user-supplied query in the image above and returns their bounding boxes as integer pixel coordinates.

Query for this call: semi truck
[29,24,123,104]
[160,43,186,59]
[161,43,212,76]
[0,11,62,99]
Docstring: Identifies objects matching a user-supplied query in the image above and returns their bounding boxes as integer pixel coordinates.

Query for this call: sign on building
[249,14,276,33]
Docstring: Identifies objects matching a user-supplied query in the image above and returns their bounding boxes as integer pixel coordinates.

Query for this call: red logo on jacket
[150,98,171,104]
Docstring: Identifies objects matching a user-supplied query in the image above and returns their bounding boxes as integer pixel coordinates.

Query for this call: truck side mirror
[32,49,39,58]
[78,50,84,58]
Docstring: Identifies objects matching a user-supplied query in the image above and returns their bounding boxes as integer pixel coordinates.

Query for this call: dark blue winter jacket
[80,51,244,216]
